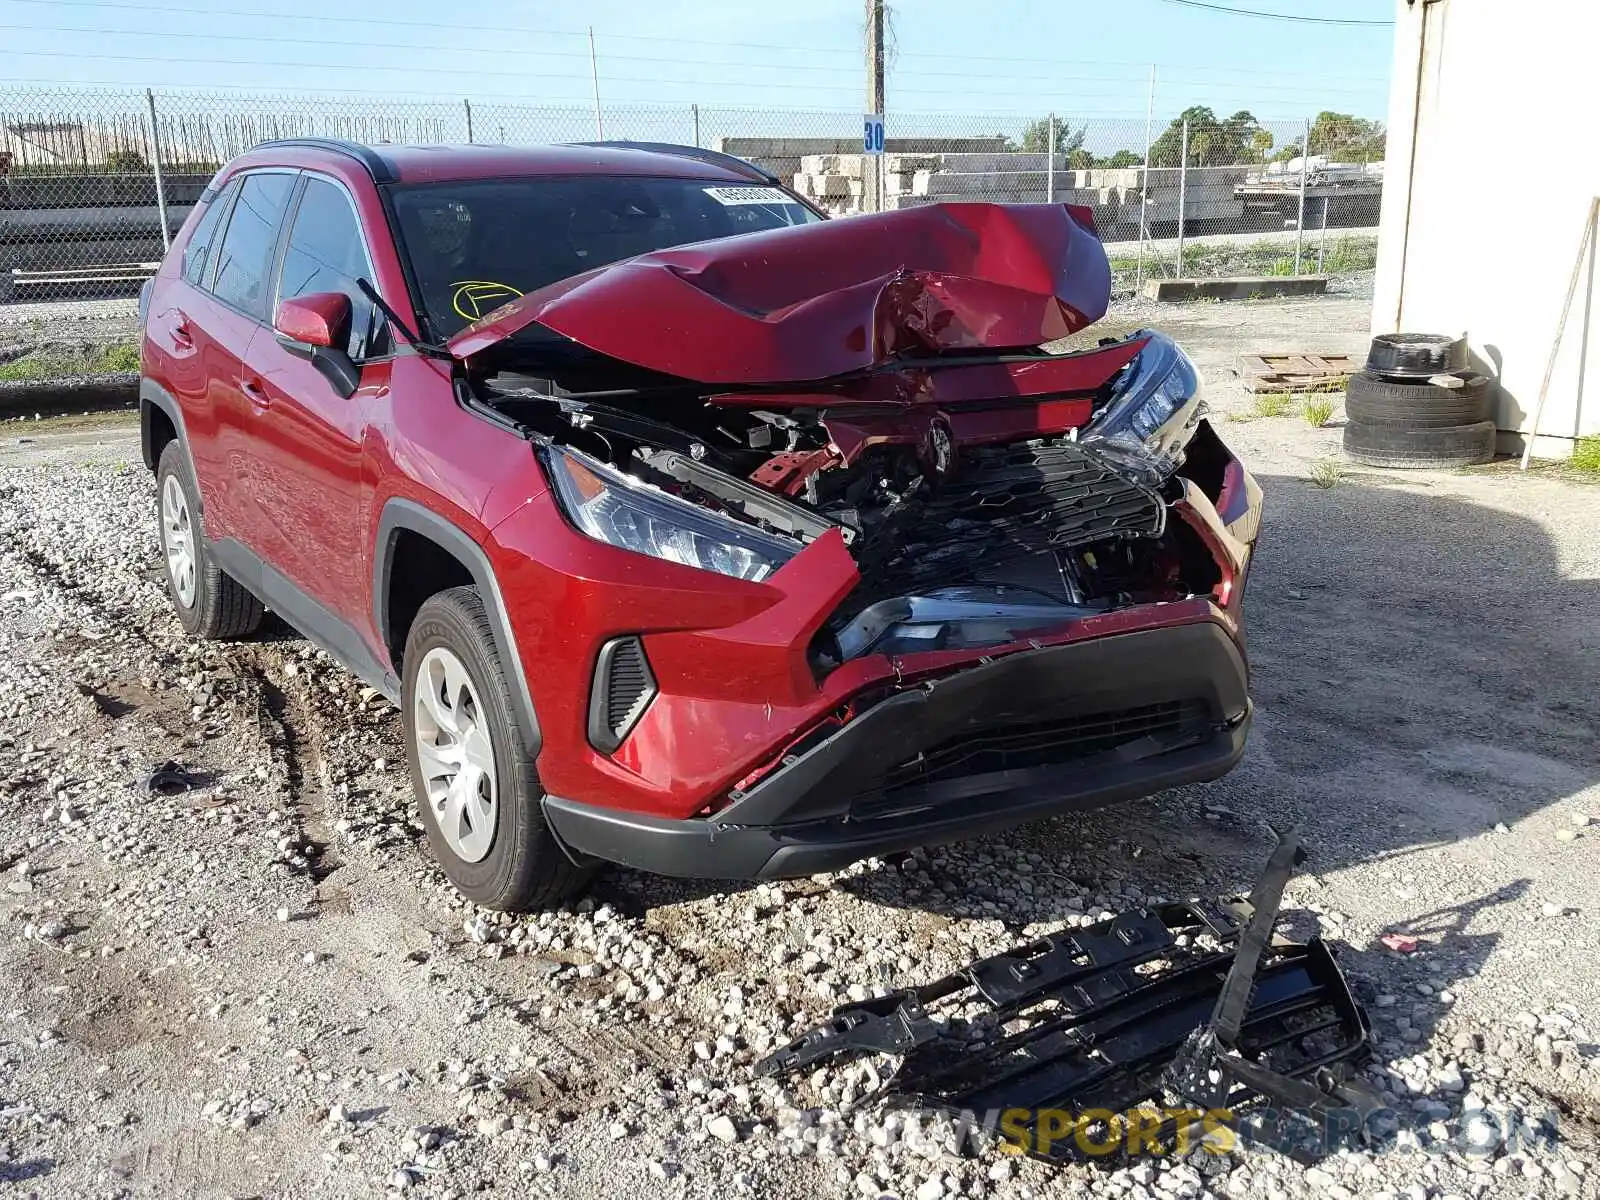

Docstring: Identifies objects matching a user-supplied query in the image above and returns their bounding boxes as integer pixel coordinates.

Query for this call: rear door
[202,170,299,569]
[146,175,250,537]
[241,172,390,631]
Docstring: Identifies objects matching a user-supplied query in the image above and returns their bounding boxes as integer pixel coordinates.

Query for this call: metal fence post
[463,98,474,143]
[1294,118,1309,275]
[692,103,701,148]
[1046,113,1055,203]
[1318,195,1329,273]
[1175,119,1189,279]
[1135,66,1156,294]
[145,88,170,253]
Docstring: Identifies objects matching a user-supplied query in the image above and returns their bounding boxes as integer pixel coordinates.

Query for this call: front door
[202,169,299,568]
[241,173,389,635]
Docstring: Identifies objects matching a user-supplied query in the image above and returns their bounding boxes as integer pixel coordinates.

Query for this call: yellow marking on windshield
[451,280,524,323]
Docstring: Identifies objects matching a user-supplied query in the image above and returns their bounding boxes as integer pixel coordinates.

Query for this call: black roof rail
[252,137,398,184]
[570,140,779,185]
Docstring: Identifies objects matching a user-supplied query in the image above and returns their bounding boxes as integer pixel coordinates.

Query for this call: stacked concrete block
[715,137,1008,203]
[783,152,1251,230]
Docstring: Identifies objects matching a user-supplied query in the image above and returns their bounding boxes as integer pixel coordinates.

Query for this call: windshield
[389,175,822,338]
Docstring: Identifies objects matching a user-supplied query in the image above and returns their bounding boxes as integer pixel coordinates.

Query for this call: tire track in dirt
[238,653,344,889]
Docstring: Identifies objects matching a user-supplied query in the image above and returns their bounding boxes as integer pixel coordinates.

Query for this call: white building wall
[1373,0,1600,453]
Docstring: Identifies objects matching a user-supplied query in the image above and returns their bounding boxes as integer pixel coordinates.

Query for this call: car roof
[231,139,771,186]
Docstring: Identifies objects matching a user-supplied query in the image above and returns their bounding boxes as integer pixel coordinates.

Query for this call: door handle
[241,377,269,409]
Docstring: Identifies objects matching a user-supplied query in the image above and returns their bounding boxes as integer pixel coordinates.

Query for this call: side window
[182,177,239,288]
[277,177,384,359]
[211,172,295,319]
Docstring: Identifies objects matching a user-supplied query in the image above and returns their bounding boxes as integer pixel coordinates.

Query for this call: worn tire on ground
[1343,418,1497,469]
[156,441,265,639]
[403,585,591,911]
[1343,372,1492,428]
[1364,331,1469,378]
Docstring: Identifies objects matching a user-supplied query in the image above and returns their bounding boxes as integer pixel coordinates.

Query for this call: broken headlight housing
[1081,330,1206,485]
[543,445,797,583]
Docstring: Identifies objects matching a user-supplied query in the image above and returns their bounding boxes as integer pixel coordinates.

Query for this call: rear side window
[182,178,238,288]
[211,172,295,319]
[278,177,384,359]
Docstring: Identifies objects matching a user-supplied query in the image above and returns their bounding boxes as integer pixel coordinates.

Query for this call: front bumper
[543,619,1249,879]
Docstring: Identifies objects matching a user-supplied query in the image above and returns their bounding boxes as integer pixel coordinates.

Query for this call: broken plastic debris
[145,759,198,795]
[1379,933,1419,953]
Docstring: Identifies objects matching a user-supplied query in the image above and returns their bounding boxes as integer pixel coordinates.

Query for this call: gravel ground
[2,293,1598,1200]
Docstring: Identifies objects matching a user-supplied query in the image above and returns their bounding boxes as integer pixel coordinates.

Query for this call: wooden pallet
[1239,352,1358,393]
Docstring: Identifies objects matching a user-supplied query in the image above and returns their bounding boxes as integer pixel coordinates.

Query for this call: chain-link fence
[1,87,1383,305]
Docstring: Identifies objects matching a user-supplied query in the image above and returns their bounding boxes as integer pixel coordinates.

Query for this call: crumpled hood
[446,202,1112,385]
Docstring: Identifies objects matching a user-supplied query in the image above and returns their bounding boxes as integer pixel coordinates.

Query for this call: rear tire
[402,586,591,910]
[1343,418,1497,469]
[156,441,264,639]
[1344,371,1491,428]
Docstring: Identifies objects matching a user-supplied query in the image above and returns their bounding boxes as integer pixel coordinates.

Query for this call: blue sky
[0,0,1395,134]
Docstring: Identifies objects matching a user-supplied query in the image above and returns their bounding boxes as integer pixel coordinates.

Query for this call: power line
[0,48,1384,103]
[0,0,1390,80]
[1150,0,1393,26]
[0,24,1383,97]
[0,73,1338,121]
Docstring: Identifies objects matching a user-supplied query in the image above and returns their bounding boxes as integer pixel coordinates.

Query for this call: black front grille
[587,636,657,753]
[868,698,1211,802]
[847,439,1165,611]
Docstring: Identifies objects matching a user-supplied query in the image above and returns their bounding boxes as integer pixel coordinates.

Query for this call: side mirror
[274,292,359,398]
[275,291,351,349]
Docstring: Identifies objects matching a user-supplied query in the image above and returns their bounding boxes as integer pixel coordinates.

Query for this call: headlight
[1080,331,1205,485]
[542,445,797,582]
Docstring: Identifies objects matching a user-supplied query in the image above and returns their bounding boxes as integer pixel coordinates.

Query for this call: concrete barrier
[1141,275,1330,302]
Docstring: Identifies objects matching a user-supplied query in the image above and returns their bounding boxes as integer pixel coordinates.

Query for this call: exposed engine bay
[467,325,1229,674]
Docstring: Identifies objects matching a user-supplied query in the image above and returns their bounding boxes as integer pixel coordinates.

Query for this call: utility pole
[588,27,604,139]
[865,0,885,213]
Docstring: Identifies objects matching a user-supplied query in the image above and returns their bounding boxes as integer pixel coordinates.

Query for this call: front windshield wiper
[357,278,456,362]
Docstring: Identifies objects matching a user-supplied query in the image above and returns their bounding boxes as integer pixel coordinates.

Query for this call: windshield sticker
[451,280,524,323]
[702,186,797,207]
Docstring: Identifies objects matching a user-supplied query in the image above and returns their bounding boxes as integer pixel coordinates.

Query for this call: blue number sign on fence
[863,113,885,155]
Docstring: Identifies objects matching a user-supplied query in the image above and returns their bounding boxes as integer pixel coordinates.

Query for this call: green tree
[1306,111,1386,162]
[104,148,149,173]
[1102,149,1142,169]
[1019,115,1086,156]
[1149,106,1266,167]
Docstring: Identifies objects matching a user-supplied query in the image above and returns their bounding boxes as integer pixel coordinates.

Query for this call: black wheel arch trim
[373,497,542,759]
[139,377,191,477]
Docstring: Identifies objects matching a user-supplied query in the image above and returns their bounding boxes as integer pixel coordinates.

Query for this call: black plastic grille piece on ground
[757,832,1374,1166]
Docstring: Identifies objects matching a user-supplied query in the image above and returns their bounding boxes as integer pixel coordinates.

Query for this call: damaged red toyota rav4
[138,138,1261,910]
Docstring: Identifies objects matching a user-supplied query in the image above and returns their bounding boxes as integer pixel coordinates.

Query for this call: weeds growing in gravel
[1572,435,1600,475]
[0,342,140,381]
[1303,397,1337,427]
[1307,459,1342,489]
[99,344,141,372]
[1251,392,1297,418]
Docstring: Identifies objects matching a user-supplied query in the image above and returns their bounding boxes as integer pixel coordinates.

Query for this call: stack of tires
[1342,333,1497,468]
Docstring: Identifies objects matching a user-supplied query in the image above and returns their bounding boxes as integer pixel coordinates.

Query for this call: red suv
[138,138,1261,910]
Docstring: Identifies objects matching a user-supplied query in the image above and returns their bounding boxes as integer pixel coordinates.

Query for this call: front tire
[402,586,589,910]
[156,441,264,639]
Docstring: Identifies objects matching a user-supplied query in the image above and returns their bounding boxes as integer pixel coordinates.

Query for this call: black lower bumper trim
[544,620,1250,880]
